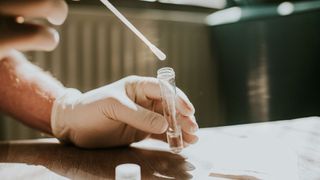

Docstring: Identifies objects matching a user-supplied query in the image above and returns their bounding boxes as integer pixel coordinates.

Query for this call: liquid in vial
[167,129,183,153]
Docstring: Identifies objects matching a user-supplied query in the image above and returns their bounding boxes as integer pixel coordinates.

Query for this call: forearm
[0,51,66,134]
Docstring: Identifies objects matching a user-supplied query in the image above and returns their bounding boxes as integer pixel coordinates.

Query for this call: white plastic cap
[115,163,141,180]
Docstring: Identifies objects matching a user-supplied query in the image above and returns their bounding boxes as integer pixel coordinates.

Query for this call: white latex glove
[51,76,198,148]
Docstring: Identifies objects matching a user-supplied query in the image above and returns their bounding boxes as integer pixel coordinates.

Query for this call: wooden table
[0,117,319,180]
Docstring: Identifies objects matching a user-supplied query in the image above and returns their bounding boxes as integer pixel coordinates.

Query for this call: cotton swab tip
[149,45,166,61]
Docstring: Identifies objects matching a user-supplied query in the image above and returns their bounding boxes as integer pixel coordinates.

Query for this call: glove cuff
[51,88,82,142]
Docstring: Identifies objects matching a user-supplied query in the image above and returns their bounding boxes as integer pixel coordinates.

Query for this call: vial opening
[157,67,175,80]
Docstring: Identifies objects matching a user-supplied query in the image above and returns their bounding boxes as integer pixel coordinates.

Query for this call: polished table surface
[0,117,320,179]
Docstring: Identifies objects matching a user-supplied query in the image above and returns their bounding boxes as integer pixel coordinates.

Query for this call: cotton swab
[100,0,167,61]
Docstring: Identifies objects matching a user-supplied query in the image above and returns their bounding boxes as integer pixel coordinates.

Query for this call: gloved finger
[115,98,169,134]
[178,114,199,134]
[0,19,59,52]
[0,0,68,25]
[134,76,195,116]
[151,100,163,114]
[135,76,162,100]
[182,130,198,144]
[150,133,167,142]
[176,88,195,116]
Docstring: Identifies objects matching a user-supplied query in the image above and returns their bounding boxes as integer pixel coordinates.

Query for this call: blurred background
[1,0,320,140]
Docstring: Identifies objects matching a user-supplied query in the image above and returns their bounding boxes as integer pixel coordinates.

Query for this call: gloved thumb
[115,102,168,134]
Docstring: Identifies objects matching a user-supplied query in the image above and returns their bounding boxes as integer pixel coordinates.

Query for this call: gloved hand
[51,75,199,148]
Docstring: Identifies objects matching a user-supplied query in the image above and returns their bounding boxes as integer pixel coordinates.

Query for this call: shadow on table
[0,141,194,179]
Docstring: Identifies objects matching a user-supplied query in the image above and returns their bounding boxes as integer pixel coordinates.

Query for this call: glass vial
[157,67,183,153]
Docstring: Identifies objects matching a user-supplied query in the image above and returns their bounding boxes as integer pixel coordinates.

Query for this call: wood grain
[0,117,319,179]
